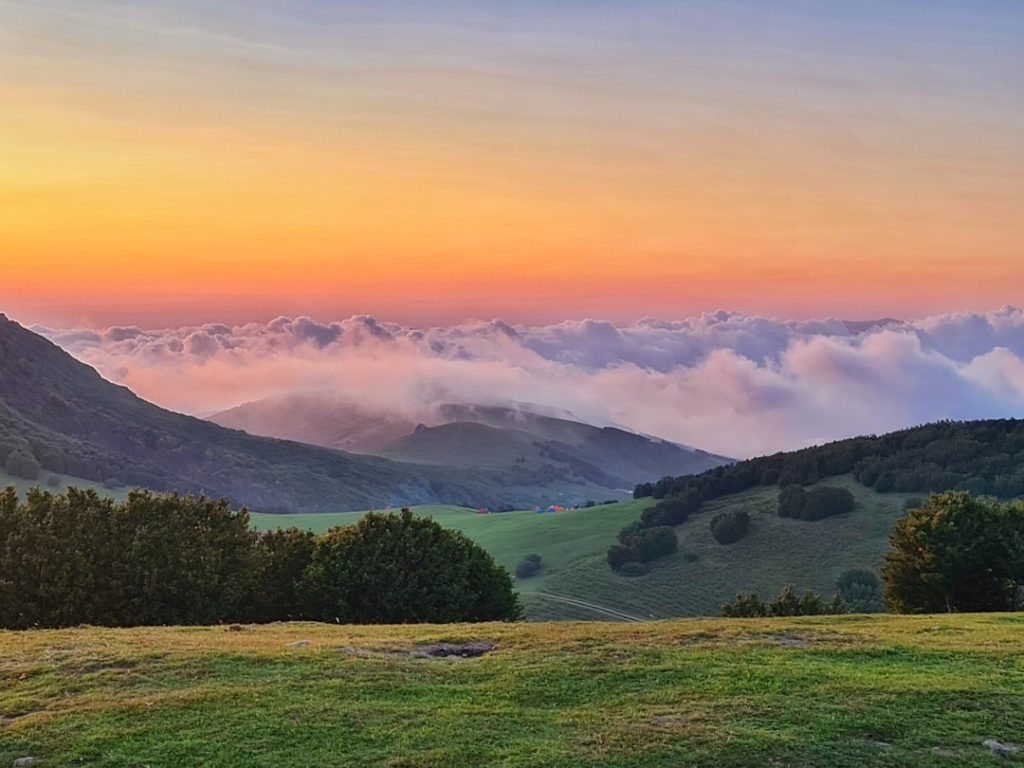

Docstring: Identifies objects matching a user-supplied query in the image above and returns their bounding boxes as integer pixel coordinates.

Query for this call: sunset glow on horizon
[2,0,1022,328]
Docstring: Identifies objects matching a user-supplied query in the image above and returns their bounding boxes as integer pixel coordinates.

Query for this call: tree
[777,486,854,521]
[514,554,543,579]
[836,568,884,613]
[710,509,750,545]
[250,527,317,622]
[721,586,846,618]
[883,492,1024,613]
[4,451,40,481]
[301,508,521,623]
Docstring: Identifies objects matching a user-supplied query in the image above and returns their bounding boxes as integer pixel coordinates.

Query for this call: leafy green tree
[836,568,884,613]
[710,509,750,545]
[4,450,40,480]
[301,508,521,623]
[883,492,1024,613]
[112,491,257,626]
[721,585,846,617]
[721,592,768,617]
[250,527,317,622]
[777,486,854,521]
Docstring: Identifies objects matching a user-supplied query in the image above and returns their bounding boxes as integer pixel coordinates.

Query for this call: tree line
[0,487,521,629]
[635,419,1024,504]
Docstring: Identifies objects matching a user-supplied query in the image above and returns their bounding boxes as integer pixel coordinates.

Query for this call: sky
[2,0,1022,328]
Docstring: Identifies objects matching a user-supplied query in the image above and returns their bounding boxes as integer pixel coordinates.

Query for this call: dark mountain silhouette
[0,315,725,511]
[0,315,575,511]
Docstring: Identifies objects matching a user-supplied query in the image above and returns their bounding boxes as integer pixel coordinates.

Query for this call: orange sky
[2,1,1022,327]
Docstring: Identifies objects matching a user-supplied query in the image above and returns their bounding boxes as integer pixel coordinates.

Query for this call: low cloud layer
[37,307,1024,458]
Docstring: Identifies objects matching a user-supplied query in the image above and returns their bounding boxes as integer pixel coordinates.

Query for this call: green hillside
[3,615,1023,767]
[539,476,918,619]
[252,478,912,621]
[252,502,649,621]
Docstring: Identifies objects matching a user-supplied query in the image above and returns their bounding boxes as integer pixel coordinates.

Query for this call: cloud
[36,307,1024,458]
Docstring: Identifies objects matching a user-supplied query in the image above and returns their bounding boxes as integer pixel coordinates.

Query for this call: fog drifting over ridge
[37,307,1024,459]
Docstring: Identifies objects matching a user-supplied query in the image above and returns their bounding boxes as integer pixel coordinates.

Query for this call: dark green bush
[778,485,855,521]
[301,508,521,623]
[710,509,750,545]
[515,554,543,579]
[617,561,649,577]
[836,568,884,613]
[3,451,40,481]
[721,586,846,618]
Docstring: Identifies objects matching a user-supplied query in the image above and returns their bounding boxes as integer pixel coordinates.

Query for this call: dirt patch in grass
[336,640,498,660]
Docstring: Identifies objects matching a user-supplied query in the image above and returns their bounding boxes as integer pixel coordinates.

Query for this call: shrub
[721,592,768,617]
[836,568,884,613]
[301,508,522,623]
[0,491,521,629]
[778,486,855,521]
[607,543,637,570]
[640,490,703,527]
[515,554,543,579]
[250,527,316,622]
[4,451,40,481]
[639,526,678,560]
[617,561,649,577]
[710,509,750,545]
[608,526,677,569]
[721,586,846,618]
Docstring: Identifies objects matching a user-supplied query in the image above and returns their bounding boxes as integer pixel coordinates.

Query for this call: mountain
[210,394,416,454]
[0,315,619,511]
[379,404,728,490]
[0,315,725,511]
[210,398,729,494]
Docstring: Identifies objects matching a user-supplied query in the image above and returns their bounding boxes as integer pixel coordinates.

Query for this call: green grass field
[251,476,916,621]
[2,614,1022,767]
[251,502,649,621]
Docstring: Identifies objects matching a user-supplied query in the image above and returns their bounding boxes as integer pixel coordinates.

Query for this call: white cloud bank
[37,307,1024,458]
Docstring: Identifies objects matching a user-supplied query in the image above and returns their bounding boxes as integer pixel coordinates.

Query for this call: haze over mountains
[0,315,724,511]
[39,307,1024,458]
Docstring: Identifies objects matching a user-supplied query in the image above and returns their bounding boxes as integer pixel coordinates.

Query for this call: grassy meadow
[2,614,1023,767]
[251,476,916,620]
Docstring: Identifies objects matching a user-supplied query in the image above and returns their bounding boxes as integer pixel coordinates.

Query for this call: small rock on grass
[13,758,40,767]
[983,740,1019,757]
[286,640,311,649]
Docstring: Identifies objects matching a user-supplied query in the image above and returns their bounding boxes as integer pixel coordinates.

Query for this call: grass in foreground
[2,614,1023,767]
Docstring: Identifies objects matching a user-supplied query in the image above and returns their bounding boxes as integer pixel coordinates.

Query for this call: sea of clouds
[38,307,1024,458]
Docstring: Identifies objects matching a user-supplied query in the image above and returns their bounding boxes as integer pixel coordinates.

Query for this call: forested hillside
[637,419,1024,502]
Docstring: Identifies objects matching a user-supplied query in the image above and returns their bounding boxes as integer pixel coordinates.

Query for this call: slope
[379,404,729,491]
[211,396,729,497]
[0,315,591,512]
